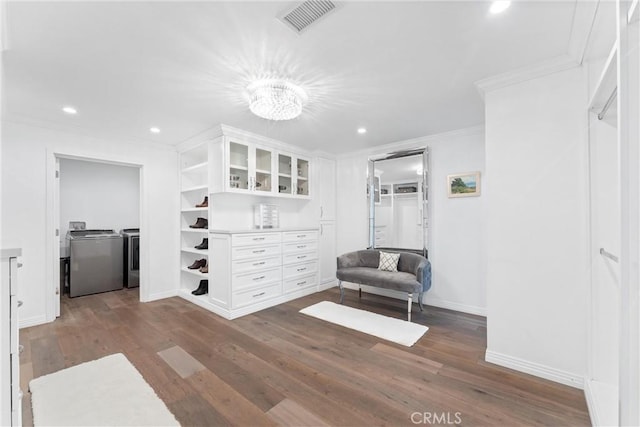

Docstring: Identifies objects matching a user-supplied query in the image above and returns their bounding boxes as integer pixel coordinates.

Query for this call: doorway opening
[51,155,142,318]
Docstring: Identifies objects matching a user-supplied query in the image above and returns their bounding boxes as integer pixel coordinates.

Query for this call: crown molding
[2,113,177,152]
[340,124,485,159]
[474,54,580,98]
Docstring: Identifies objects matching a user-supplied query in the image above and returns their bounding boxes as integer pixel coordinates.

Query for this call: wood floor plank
[267,398,330,427]
[157,345,206,379]
[20,288,591,427]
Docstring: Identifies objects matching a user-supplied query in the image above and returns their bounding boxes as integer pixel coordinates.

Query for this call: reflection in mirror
[368,149,428,257]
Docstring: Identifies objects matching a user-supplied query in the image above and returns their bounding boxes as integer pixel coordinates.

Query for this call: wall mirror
[367,148,429,257]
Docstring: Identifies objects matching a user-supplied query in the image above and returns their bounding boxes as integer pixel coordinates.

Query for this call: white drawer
[283,260,318,279]
[232,232,281,247]
[283,273,317,293]
[232,267,282,291]
[282,230,318,242]
[232,283,281,309]
[283,251,317,265]
[232,256,281,273]
[283,241,318,254]
[232,244,281,260]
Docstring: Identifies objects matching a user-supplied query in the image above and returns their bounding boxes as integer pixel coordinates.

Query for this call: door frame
[45,150,144,321]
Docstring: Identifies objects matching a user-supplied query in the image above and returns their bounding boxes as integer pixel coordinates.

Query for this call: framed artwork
[447,171,481,198]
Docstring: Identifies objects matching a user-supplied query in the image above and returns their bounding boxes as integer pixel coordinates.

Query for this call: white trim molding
[19,315,48,329]
[145,289,179,302]
[474,54,580,98]
[341,282,486,317]
[485,350,584,389]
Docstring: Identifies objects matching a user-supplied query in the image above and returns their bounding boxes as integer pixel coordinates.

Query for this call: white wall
[336,127,486,315]
[60,158,140,254]
[484,66,588,388]
[1,121,179,327]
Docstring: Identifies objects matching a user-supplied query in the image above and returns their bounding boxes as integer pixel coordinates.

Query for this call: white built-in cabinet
[1,249,22,427]
[181,229,319,319]
[316,157,337,289]
[210,129,311,199]
[177,125,338,319]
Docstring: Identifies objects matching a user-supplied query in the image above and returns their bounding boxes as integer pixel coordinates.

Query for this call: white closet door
[589,113,620,423]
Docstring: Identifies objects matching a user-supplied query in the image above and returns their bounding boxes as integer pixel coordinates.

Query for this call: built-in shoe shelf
[179,141,210,299]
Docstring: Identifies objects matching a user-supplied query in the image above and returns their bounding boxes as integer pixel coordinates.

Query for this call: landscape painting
[447,172,481,198]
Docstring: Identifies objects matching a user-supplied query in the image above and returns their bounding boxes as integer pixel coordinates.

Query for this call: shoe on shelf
[199,264,208,274]
[187,258,207,270]
[194,238,208,250]
[189,217,208,229]
[191,279,208,296]
[195,196,208,208]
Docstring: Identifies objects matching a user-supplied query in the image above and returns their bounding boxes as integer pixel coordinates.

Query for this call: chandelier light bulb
[247,79,307,121]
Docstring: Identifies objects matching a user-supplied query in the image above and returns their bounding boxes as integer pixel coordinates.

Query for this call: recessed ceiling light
[357,127,367,134]
[149,127,161,134]
[62,106,77,115]
[489,1,511,14]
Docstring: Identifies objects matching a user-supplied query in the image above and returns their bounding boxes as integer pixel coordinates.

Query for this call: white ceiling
[4,1,586,153]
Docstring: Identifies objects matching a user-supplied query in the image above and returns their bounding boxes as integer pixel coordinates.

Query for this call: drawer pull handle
[253,291,266,298]
[17,263,23,268]
[18,345,24,354]
[253,276,265,281]
[297,255,306,259]
[297,245,306,249]
[253,261,265,266]
[297,267,307,272]
[297,281,306,286]
[297,234,306,238]
[253,249,266,254]
[17,300,23,308]
[253,237,265,241]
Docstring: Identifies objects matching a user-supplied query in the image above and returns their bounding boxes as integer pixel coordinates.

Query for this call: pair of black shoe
[192,279,208,296]
[194,238,208,250]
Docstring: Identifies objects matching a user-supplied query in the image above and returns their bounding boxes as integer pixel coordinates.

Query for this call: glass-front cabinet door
[277,154,293,195]
[228,141,250,192]
[294,157,310,196]
[254,146,274,194]
[227,140,276,194]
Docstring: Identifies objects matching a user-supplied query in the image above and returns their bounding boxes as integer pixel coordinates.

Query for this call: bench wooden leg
[338,280,344,304]
[407,293,413,322]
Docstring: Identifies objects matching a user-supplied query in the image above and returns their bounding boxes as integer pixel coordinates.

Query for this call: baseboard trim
[341,282,485,316]
[318,280,337,291]
[584,378,618,427]
[423,297,486,317]
[146,289,179,302]
[19,315,48,329]
[485,349,584,389]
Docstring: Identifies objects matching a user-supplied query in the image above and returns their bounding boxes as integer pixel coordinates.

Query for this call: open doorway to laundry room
[53,156,142,318]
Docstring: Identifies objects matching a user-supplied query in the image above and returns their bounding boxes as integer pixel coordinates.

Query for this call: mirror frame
[367,147,429,258]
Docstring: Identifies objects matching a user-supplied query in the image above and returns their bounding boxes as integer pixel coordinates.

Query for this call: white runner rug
[29,353,179,427]
[300,301,428,347]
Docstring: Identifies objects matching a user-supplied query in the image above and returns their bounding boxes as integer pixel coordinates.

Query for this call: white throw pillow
[378,251,400,272]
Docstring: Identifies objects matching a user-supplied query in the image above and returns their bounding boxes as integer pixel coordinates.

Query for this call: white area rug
[300,301,428,347]
[29,353,179,427]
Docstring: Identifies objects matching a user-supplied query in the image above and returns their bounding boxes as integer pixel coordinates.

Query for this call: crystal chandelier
[247,79,307,121]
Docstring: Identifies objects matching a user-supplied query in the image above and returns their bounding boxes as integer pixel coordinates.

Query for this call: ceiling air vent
[279,0,337,34]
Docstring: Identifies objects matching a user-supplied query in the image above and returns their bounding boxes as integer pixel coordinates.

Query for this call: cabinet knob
[17,263,23,268]
[17,300,23,308]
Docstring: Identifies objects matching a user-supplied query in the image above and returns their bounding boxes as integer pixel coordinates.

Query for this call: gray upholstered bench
[336,249,432,321]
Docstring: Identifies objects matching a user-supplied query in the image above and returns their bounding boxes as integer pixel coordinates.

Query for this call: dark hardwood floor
[20,288,590,426]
